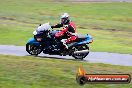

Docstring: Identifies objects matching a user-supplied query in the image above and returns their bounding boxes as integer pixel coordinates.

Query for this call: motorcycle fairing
[27,37,61,50]
[27,38,41,46]
[69,34,92,47]
[77,34,92,45]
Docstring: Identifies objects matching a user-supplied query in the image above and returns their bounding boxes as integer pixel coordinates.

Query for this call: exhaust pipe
[74,50,89,54]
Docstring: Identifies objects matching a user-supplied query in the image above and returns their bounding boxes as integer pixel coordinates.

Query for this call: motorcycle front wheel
[26,43,43,56]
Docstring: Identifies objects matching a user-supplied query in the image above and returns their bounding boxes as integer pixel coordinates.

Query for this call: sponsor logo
[76,65,131,85]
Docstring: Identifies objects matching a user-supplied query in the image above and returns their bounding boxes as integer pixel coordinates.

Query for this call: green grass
[0,55,132,88]
[0,0,132,54]
[79,29,132,54]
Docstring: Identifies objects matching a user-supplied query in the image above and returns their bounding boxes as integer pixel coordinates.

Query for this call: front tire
[72,45,89,60]
[26,43,43,56]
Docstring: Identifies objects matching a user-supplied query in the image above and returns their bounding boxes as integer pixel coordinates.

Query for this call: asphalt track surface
[0,45,132,66]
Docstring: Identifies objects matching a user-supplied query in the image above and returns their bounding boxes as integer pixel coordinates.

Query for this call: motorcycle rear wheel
[72,45,89,60]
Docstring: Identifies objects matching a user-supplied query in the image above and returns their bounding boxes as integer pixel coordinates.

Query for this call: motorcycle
[26,23,93,60]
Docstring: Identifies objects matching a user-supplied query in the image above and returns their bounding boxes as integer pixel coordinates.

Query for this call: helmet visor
[61,17,69,24]
[61,18,65,24]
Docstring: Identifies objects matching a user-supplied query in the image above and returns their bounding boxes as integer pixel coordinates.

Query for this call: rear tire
[26,43,43,56]
[72,45,89,60]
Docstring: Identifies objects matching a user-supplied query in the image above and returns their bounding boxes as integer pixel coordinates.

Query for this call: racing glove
[51,26,54,29]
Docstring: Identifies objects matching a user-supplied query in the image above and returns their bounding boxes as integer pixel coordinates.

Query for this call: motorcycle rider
[51,13,77,49]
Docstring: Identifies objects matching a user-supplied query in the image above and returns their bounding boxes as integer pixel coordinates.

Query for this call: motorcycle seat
[76,34,86,40]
